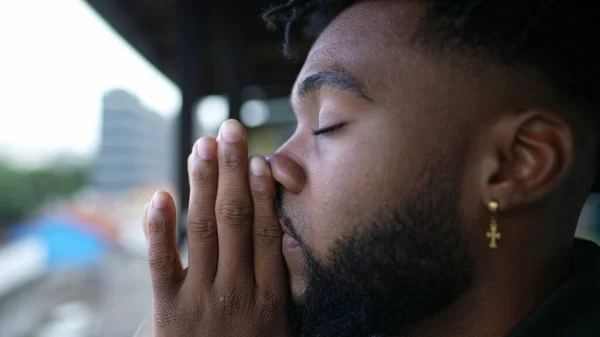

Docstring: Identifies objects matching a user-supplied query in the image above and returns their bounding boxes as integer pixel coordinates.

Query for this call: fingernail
[250,156,268,176]
[219,120,243,143]
[152,191,169,210]
[195,137,216,160]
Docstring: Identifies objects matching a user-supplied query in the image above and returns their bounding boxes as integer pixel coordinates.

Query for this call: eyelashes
[311,123,345,136]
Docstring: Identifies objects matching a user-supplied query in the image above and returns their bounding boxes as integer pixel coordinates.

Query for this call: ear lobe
[484,110,574,210]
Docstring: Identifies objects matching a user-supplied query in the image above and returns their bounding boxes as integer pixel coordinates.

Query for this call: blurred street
[0,249,152,337]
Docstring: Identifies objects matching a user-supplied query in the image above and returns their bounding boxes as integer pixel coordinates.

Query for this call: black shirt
[506,239,600,337]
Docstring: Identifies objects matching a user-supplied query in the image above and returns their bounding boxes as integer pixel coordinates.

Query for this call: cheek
[303,123,415,258]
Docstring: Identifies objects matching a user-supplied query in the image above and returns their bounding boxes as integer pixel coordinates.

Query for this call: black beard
[283,167,475,337]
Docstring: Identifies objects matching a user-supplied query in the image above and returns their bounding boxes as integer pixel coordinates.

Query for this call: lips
[280,220,300,251]
[282,233,300,250]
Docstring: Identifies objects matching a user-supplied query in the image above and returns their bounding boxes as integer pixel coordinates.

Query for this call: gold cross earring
[486,200,501,249]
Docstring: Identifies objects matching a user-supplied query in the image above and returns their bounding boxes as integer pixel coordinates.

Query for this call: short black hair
[263,0,600,192]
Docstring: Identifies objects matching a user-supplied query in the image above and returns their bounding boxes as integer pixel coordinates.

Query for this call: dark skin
[143,1,593,336]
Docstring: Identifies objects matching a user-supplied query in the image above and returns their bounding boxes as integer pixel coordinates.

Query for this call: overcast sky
[0,0,181,167]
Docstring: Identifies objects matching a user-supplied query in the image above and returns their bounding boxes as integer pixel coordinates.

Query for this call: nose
[267,153,306,194]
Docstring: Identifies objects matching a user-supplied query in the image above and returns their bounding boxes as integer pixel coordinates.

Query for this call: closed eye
[311,123,345,136]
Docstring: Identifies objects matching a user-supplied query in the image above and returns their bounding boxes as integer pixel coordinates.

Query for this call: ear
[478,109,574,211]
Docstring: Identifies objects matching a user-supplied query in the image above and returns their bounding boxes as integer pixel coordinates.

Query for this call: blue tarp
[10,216,108,269]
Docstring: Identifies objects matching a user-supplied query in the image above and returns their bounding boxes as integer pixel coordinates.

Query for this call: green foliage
[0,162,88,231]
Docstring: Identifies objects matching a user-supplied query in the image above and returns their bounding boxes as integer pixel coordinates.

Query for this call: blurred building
[91,90,175,194]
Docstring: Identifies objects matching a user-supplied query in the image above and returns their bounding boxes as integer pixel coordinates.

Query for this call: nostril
[269,153,306,194]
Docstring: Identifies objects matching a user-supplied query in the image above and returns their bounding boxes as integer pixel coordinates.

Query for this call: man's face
[272,2,484,336]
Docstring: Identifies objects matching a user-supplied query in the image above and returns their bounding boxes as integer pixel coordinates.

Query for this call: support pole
[175,0,199,246]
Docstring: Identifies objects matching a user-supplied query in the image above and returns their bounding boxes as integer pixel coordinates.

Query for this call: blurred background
[0,1,598,337]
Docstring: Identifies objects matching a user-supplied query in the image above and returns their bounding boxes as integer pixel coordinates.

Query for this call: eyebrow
[297,70,374,102]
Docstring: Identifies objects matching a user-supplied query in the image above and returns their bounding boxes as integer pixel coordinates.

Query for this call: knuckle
[218,201,252,225]
[187,217,217,239]
[254,221,283,242]
[148,250,177,272]
[221,148,243,170]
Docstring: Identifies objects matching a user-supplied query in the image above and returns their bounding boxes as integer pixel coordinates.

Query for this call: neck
[389,246,572,337]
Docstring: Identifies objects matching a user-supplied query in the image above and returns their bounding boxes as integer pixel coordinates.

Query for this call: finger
[186,137,219,283]
[146,191,184,293]
[215,119,253,281]
[249,156,285,292]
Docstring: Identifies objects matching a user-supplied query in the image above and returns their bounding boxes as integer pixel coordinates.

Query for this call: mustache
[274,182,284,217]
[274,183,301,240]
